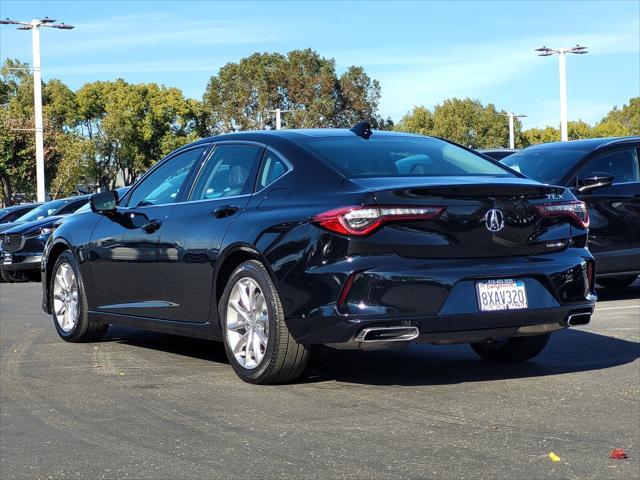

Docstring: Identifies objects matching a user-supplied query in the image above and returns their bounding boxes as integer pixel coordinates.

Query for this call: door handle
[142,219,162,233]
[212,205,239,219]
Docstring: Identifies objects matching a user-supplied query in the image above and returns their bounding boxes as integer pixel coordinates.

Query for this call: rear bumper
[279,247,596,344]
[296,304,595,344]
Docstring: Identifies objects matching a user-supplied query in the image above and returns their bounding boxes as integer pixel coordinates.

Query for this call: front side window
[190,144,263,201]
[125,147,205,208]
[503,148,589,185]
[300,136,511,178]
[579,147,640,184]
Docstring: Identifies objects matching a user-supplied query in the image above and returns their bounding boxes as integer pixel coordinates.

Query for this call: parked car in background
[479,149,520,161]
[0,203,42,225]
[42,127,596,384]
[503,137,640,288]
[0,195,90,282]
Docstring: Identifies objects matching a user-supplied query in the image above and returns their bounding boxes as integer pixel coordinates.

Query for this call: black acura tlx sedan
[42,125,597,384]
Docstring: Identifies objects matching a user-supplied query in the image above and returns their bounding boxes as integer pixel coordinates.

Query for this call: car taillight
[536,201,589,228]
[312,205,445,236]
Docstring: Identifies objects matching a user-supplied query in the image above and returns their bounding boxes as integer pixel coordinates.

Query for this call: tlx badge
[485,209,505,232]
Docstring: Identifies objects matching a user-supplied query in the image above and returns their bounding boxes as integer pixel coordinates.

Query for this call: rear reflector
[536,201,589,228]
[312,205,445,236]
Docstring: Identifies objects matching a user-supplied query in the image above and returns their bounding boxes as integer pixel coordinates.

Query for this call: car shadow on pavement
[100,324,639,387]
[304,329,640,386]
[104,327,230,364]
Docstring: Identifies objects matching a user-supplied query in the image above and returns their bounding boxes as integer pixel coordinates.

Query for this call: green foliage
[75,79,199,188]
[521,126,560,146]
[395,98,522,149]
[203,49,382,131]
[397,96,639,148]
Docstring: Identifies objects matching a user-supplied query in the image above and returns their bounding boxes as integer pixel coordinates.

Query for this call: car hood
[2,215,65,235]
[0,220,29,233]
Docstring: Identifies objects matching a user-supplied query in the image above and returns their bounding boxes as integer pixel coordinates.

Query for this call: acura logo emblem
[485,209,505,232]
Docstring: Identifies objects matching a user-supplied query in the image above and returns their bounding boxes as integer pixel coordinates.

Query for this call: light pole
[535,45,588,142]
[265,108,291,130]
[499,112,527,149]
[0,17,74,202]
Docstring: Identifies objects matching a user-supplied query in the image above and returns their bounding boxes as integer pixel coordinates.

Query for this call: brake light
[536,201,589,228]
[312,205,445,236]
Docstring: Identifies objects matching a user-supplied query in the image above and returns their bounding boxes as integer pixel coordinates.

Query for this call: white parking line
[596,305,640,311]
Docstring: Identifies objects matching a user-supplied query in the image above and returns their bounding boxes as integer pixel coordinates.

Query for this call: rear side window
[257,150,290,189]
[299,136,510,178]
[190,144,263,200]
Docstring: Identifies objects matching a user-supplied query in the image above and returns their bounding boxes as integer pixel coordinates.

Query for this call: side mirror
[90,190,118,213]
[577,172,614,193]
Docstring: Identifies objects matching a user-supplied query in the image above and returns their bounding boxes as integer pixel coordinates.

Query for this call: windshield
[300,136,512,178]
[503,148,588,185]
[15,199,68,222]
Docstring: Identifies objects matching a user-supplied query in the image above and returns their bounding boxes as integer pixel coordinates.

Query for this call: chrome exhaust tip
[566,312,591,326]
[355,326,419,343]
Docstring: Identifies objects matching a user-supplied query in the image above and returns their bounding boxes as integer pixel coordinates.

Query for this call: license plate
[476,279,528,312]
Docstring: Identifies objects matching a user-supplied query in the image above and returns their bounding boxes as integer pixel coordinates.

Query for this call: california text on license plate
[476,279,528,312]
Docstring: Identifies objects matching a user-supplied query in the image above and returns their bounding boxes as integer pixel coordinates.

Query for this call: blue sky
[1,0,638,129]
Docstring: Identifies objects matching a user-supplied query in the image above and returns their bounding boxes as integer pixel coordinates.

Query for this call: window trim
[119,144,210,209]
[253,147,294,193]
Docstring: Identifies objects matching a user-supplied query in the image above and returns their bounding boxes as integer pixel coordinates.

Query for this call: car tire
[1,269,30,283]
[470,333,550,362]
[220,260,310,384]
[596,275,637,289]
[50,251,108,342]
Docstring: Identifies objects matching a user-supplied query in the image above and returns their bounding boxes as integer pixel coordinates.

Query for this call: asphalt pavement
[1,279,638,479]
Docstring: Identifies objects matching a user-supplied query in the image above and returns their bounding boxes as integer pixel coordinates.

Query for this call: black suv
[503,137,640,288]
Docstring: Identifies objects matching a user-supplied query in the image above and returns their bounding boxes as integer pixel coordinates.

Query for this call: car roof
[186,128,423,148]
[524,136,640,152]
[1,202,41,211]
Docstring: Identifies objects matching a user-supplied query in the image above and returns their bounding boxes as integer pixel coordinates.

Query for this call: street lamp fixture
[0,17,75,202]
[535,45,589,142]
[499,112,527,149]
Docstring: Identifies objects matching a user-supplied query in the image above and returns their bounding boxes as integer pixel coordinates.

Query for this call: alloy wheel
[53,262,79,333]
[225,277,269,369]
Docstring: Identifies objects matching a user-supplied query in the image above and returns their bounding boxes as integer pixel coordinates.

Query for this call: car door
[89,146,206,318]
[573,145,640,275]
[159,143,264,323]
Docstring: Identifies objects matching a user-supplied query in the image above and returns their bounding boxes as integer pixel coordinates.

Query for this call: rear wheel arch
[214,245,276,310]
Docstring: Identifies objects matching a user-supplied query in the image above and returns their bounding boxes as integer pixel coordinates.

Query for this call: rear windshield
[503,148,588,185]
[299,136,512,178]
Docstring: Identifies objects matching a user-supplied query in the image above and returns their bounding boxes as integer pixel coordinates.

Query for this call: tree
[598,97,639,135]
[395,98,521,148]
[203,49,382,132]
[395,106,433,136]
[521,126,560,146]
[75,79,197,188]
[0,59,74,205]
